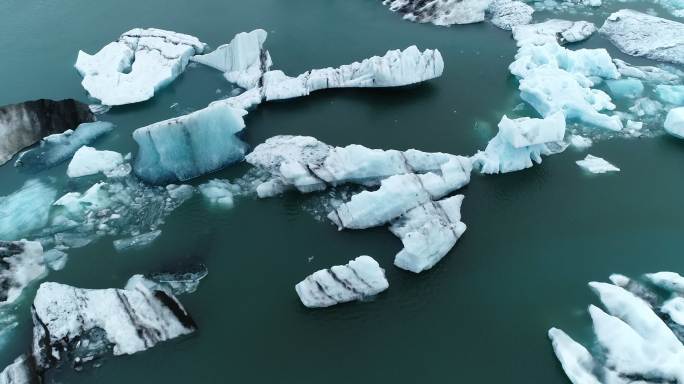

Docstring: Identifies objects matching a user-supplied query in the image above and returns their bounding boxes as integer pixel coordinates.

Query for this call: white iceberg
[0,240,46,306]
[295,255,388,308]
[191,29,272,89]
[75,28,207,106]
[66,146,125,178]
[132,103,248,184]
[576,154,620,173]
[383,0,493,26]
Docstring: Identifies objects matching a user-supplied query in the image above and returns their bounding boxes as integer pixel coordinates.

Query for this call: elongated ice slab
[295,255,388,308]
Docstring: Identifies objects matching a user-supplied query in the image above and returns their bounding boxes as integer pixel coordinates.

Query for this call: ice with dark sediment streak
[599,10,684,66]
[382,0,493,26]
[191,29,272,89]
[14,121,114,172]
[75,28,207,106]
[0,180,57,242]
[549,272,684,384]
[132,103,248,185]
[0,240,46,306]
[0,99,94,166]
[295,256,388,308]
[31,275,196,370]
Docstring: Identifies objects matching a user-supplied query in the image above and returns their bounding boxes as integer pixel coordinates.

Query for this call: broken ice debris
[599,10,684,66]
[191,29,272,89]
[31,275,196,370]
[0,99,94,166]
[14,121,114,172]
[665,107,684,139]
[576,154,620,173]
[0,240,46,306]
[75,28,207,106]
[132,103,248,185]
[295,255,388,308]
[66,146,126,178]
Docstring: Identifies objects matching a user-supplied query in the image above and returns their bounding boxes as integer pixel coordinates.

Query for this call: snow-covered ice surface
[295,255,388,308]
[0,99,94,166]
[576,154,620,173]
[549,272,684,384]
[132,103,247,184]
[14,121,114,172]
[191,29,272,89]
[31,275,196,370]
[382,0,493,25]
[0,241,46,306]
[599,10,684,66]
[665,107,684,138]
[75,28,207,106]
[66,146,125,178]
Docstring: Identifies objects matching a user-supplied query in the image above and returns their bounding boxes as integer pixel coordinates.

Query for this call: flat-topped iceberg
[0,240,46,305]
[486,0,533,30]
[132,104,248,185]
[665,107,684,139]
[14,121,113,172]
[75,28,207,106]
[472,112,567,174]
[295,255,388,308]
[0,99,94,166]
[31,275,196,370]
[576,154,620,174]
[599,10,684,66]
[0,180,57,241]
[66,146,126,178]
[512,20,596,47]
[383,0,493,25]
[191,29,272,89]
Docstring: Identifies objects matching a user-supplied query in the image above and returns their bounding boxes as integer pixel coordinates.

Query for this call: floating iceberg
[113,230,162,252]
[486,0,533,30]
[75,28,207,106]
[0,99,94,166]
[665,107,684,139]
[133,103,248,184]
[576,154,620,173]
[656,85,684,106]
[66,146,125,178]
[295,255,388,308]
[599,10,684,66]
[0,180,57,241]
[512,20,596,47]
[14,121,114,172]
[472,112,567,174]
[191,29,272,89]
[0,240,46,305]
[382,0,493,25]
[198,179,238,208]
[31,275,196,370]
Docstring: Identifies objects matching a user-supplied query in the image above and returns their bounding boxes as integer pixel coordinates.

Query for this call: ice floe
[191,29,272,89]
[665,107,684,138]
[132,103,248,184]
[0,99,94,166]
[576,154,620,173]
[599,10,684,66]
[295,255,388,308]
[75,28,207,106]
[66,146,126,178]
[0,240,46,306]
[382,0,493,26]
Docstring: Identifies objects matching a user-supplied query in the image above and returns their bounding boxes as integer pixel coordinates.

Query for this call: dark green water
[1,1,683,383]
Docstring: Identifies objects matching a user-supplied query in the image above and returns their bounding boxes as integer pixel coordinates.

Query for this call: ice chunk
[132,103,248,184]
[75,28,207,106]
[66,146,125,178]
[198,179,237,208]
[0,240,46,305]
[390,195,467,273]
[599,10,684,65]
[606,79,644,99]
[486,0,534,30]
[656,85,684,106]
[295,255,388,308]
[14,121,114,171]
[547,328,601,384]
[383,0,493,25]
[0,180,57,241]
[0,355,38,384]
[191,29,272,89]
[113,230,162,252]
[31,276,196,370]
[512,20,596,47]
[0,99,94,166]
[472,112,567,174]
[576,154,620,173]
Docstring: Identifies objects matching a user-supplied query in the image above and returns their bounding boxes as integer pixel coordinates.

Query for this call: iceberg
[665,108,684,138]
[486,0,533,30]
[295,255,388,308]
[191,29,272,89]
[198,179,238,208]
[66,146,125,178]
[31,275,196,370]
[512,20,596,47]
[0,99,94,166]
[576,154,620,173]
[472,112,567,174]
[0,240,46,305]
[656,85,684,106]
[0,180,57,241]
[112,230,162,252]
[382,0,493,25]
[132,103,248,185]
[599,10,684,66]
[75,28,207,106]
[14,121,114,172]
